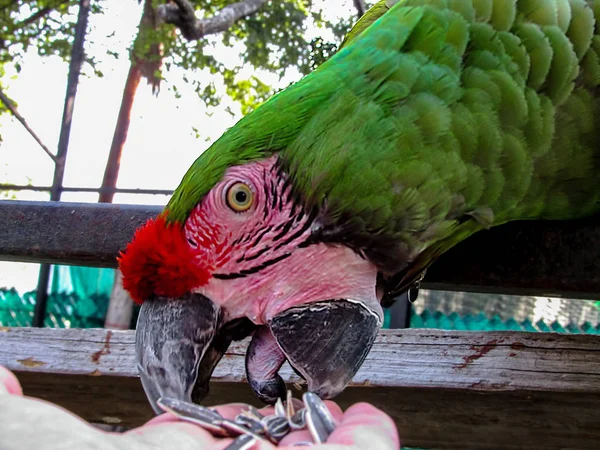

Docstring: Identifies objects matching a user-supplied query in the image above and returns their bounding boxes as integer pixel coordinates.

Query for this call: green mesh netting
[50,265,114,303]
[407,289,600,334]
[408,309,600,334]
[0,288,110,328]
[0,265,114,328]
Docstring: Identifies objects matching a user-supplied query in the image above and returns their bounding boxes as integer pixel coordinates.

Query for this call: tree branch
[156,0,269,41]
[0,88,56,163]
[353,0,367,18]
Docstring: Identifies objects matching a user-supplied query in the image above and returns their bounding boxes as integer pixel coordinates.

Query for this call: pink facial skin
[183,156,382,325]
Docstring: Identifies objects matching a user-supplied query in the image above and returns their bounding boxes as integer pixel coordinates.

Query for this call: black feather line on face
[237,224,269,246]
[272,219,295,241]
[243,245,272,262]
[273,214,312,251]
[251,226,272,247]
[280,175,292,198]
[270,178,277,210]
[262,175,270,220]
[213,253,292,279]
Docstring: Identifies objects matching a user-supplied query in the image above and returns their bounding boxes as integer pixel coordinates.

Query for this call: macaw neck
[195,243,381,325]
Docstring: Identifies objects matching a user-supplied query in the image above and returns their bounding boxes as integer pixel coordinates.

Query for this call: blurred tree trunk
[102,0,159,329]
[99,0,159,204]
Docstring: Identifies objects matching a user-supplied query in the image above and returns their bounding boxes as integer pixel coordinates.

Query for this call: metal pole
[0,184,174,196]
[32,0,92,327]
[387,291,412,329]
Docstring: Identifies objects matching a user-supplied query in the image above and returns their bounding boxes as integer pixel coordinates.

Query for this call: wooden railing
[0,200,599,449]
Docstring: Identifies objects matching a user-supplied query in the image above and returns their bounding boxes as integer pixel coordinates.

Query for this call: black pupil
[235,190,248,204]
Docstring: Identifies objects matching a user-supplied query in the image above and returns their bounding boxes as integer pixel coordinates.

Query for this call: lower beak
[135,294,255,414]
[245,299,382,403]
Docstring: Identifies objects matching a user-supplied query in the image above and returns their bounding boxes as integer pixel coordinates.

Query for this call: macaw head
[119,151,383,412]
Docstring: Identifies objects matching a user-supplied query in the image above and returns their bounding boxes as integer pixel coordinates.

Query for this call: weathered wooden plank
[1,327,599,449]
[1,200,599,297]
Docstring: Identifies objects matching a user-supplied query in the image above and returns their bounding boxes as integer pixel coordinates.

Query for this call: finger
[323,400,344,422]
[278,428,314,447]
[278,401,343,447]
[0,366,23,396]
[326,403,399,449]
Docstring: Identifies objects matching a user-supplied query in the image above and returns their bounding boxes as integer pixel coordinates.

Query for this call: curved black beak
[135,294,255,413]
[245,300,382,402]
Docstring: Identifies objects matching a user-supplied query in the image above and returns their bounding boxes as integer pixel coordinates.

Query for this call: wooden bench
[1,200,599,449]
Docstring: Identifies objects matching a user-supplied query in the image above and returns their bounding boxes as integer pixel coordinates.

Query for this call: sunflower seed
[156,397,228,436]
[245,405,265,420]
[274,397,286,418]
[262,414,290,442]
[222,418,263,438]
[286,390,295,419]
[304,392,336,443]
[289,408,307,430]
[234,413,264,434]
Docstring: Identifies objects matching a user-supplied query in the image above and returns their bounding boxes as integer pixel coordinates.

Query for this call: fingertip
[0,365,23,396]
[345,402,398,437]
[323,400,344,422]
[330,402,400,449]
[343,402,384,417]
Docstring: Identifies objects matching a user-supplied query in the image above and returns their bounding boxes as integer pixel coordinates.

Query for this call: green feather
[515,23,554,90]
[568,0,595,59]
[491,0,517,31]
[166,0,600,285]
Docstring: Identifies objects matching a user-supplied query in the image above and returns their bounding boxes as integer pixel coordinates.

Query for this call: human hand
[0,365,399,449]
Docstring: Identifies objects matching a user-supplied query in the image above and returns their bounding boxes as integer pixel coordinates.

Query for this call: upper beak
[245,299,382,403]
[135,293,255,414]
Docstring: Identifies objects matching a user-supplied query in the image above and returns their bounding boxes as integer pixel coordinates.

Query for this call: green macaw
[119,0,600,411]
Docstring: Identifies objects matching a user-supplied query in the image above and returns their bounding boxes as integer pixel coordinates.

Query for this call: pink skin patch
[184,156,382,325]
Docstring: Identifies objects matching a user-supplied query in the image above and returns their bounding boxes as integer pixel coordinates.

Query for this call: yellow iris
[226,182,254,212]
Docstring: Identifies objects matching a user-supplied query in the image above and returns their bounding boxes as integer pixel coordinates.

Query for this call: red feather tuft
[118,215,211,304]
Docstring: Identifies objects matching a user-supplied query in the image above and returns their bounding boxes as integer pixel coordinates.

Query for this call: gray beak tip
[137,362,163,415]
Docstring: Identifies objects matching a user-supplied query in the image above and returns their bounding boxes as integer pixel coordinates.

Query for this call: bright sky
[0,0,357,292]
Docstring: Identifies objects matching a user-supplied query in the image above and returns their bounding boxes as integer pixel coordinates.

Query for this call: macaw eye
[226,182,254,212]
